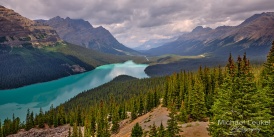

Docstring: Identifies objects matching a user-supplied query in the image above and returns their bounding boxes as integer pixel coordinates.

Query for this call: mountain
[0,6,60,47]
[0,6,146,89]
[133,37,177,51]
[147,12,274,57]
[37,17,140,55]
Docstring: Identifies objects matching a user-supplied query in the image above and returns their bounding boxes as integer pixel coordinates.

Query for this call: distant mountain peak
[239,12,274,26]
[192,26,212,33]
[147,12,274,56]
[42,17,139,55]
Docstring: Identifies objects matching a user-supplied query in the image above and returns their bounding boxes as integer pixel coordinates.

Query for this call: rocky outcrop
[0,5,60,47]
[7,125,72,137]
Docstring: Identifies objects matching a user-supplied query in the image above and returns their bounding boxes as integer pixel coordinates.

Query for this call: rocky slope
[37,17,139,55]
[147,12,274,57]
[0,5,60,47]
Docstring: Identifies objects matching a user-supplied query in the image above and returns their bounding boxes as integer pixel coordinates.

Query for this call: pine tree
[262,41,274,114]
[163,80,169,107]
[261,42,274,135]
[111,116,119,134]
[138,98,144,116]
[90,111,96,137]
[149,122,157,137]
[38,107,44,128]
[25,109,31,131]
[131,123,143,137]
[97,101,110,137]
[153,90,158,108]
[190,77,207,121]
[131,101,138,120]
[179,101,188,123]
[217,65,223,86]
[72,122,78,137]
[166,105,179,137]
[157,122,165,137]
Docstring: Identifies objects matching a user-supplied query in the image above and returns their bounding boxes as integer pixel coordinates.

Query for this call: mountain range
[145,12,274,57]
[133,37,177,51]
[37,17,139,55]
[0,6,144,89]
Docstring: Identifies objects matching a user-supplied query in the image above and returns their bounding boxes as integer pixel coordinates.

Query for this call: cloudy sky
[1,0,274,47]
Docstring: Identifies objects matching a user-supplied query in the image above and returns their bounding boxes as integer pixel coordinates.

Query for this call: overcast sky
[1,0,274,47]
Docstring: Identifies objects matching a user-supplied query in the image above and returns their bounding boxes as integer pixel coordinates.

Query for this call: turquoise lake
[0,61,149,121]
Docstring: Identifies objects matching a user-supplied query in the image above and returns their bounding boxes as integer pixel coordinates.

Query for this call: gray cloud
[1,0,274,47]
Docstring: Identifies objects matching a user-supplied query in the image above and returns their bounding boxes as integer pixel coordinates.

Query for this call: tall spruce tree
[157,122,165,137]
[131,123,143,137]
[166,104,179,137]
[179,101,188,123]
[190,77,207,121]
[131,101,138,120]
[138,98,144,116]
[261,41,274,135]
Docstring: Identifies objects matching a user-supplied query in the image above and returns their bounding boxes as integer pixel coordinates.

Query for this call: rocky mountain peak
[42,17,139,55]
[192,26,212,33]
[0,5,60,47]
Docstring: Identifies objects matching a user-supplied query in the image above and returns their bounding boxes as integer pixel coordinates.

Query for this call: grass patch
[186,123,192,128]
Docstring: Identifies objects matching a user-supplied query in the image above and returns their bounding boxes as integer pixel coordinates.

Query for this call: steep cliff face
[38,17,140,55]
[0,5,60,47]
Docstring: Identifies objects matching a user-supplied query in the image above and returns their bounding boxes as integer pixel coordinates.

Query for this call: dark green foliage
[190,78,207,121]
[210,53,273,137]
[131,101,138,120]
[72,123,78,137]
[157,122,165,137]
[0,44,94,89]
[166,105,179,137]
[0,115,21,137]
[131,123,143,137]
[25,109,34,131]
[111,117,119,134]
[138,98,144,116]
[90,112,96,136]
[149,122,157,137]
[179,102,188,123]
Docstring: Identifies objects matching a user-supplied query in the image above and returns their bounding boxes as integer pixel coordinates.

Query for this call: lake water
[0,60,149,121]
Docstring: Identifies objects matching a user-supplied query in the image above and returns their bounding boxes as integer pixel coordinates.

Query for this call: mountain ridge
[146,12,274,57]
[37,17,140,55]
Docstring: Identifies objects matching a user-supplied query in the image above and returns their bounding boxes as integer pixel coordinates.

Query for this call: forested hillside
[0,42,146,89]
[2,42,274,136]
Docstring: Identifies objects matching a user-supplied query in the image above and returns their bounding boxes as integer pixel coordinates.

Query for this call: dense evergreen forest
[1,42,274,136]
[0,43,94,89]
